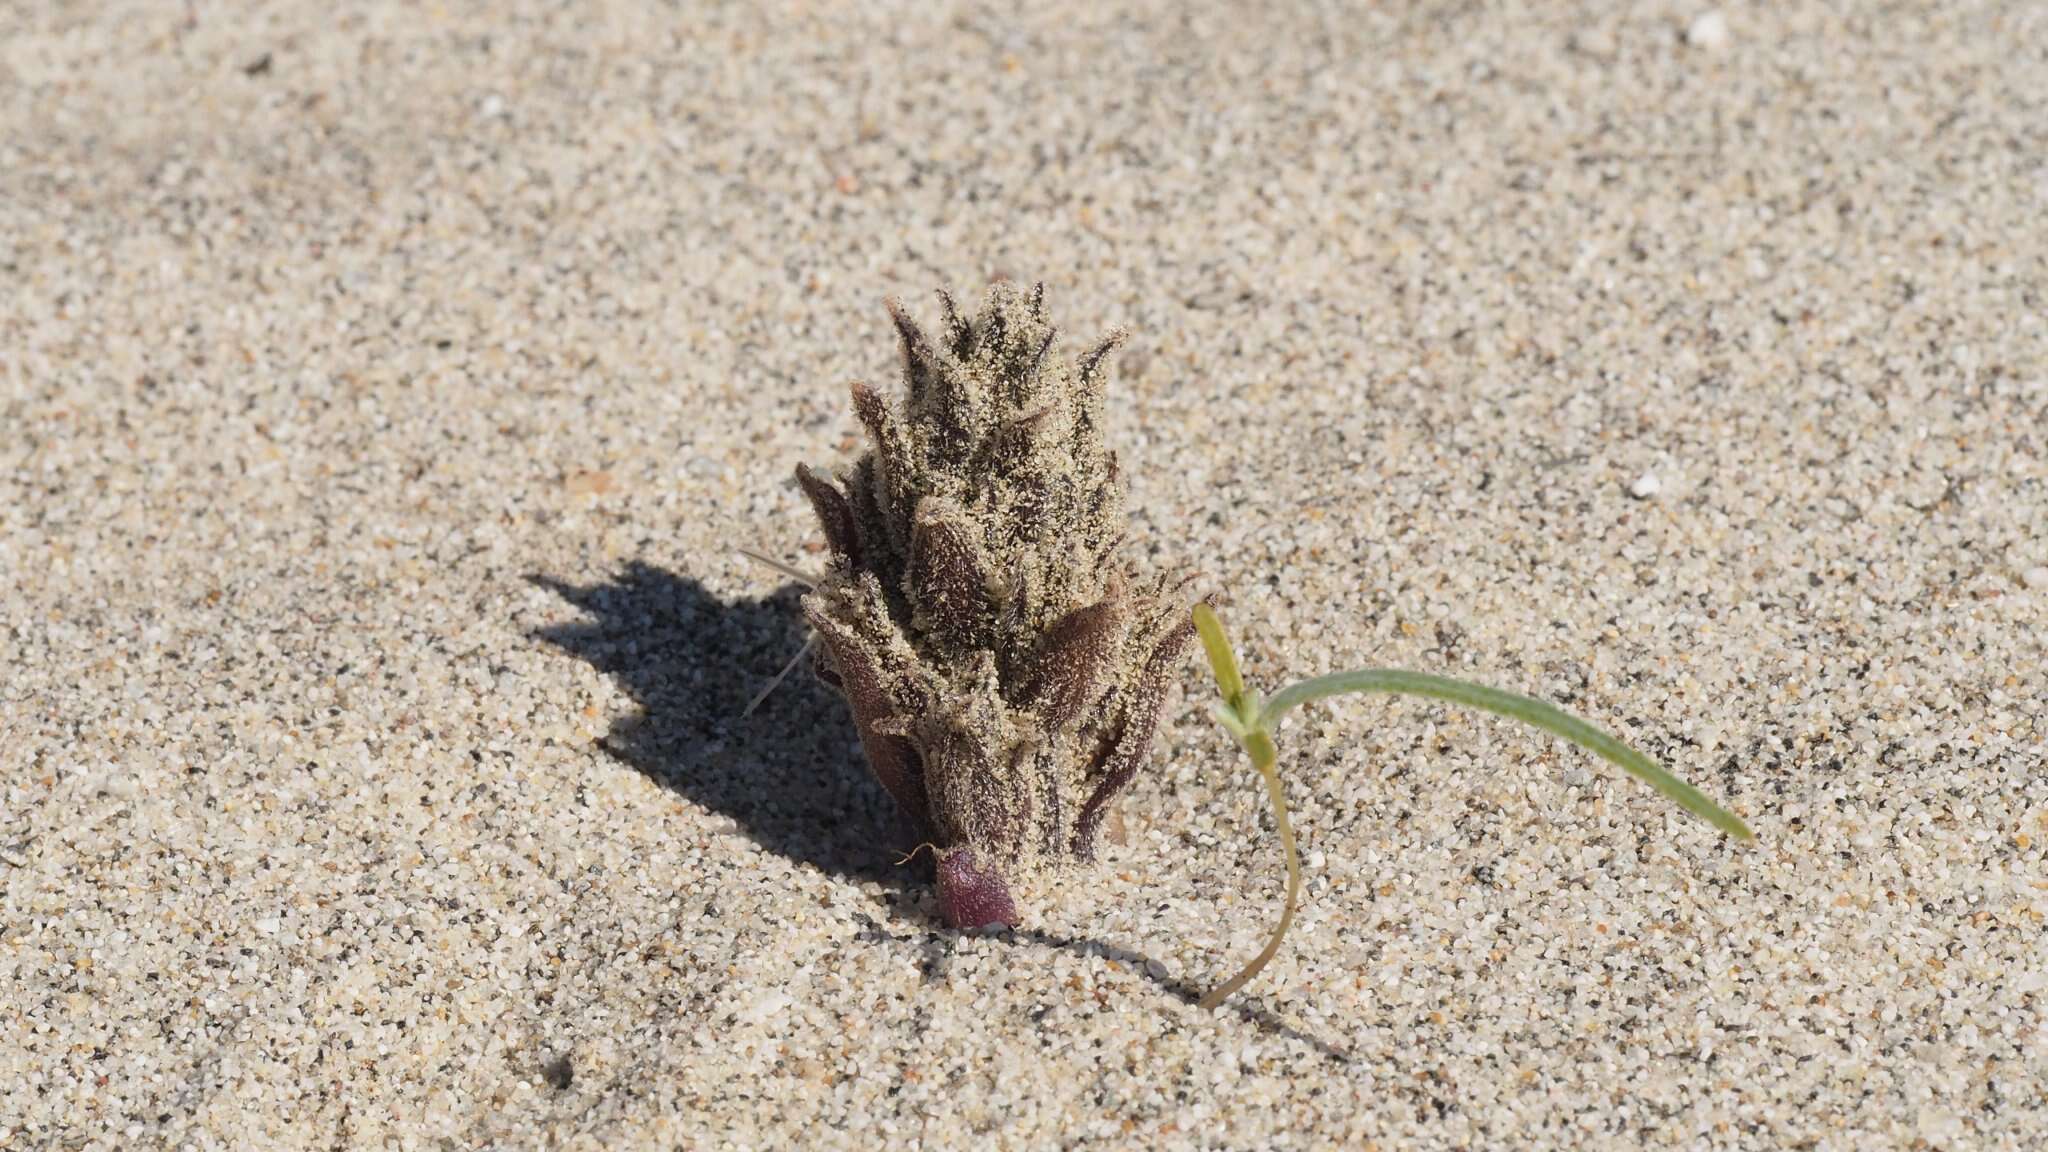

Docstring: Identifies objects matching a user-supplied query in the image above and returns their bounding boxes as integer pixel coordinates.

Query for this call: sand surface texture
[5,2,2045,1148]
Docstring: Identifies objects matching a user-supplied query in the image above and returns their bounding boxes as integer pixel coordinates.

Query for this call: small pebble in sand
[1687,10,1730,50]
[2023,566,2048,590]
[1629,472,1663,499]
[1918,1106,1965,1145]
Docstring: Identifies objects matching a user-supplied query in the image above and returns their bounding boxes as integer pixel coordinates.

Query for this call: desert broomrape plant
[781,282,1752,977]
[793,283,1194,928]
[1191,603,1754,1009]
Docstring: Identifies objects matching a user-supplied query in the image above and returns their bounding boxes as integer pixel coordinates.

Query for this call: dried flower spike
[797,284,1194,928]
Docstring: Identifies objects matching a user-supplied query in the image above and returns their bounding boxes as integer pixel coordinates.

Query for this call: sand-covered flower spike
[795,284,1194,928]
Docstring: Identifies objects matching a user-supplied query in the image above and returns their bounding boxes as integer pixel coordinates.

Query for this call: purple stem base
[935,847,1020,929]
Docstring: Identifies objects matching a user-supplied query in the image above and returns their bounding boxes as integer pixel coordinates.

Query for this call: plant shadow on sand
[530,562,909,890]
[531,561,1347,1059]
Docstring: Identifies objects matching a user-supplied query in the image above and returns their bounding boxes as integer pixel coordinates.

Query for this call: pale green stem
[1199,740,1300,1011]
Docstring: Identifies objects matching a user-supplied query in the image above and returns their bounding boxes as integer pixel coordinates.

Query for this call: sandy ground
[4,1,2046,1148]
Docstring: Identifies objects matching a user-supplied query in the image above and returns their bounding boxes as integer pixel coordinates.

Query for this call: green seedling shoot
[1192,604,1753,1011]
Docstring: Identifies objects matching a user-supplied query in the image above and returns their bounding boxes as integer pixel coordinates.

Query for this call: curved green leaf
[1259,669,1753,841]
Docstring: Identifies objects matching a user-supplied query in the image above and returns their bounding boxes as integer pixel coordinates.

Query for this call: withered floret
[798,283,1194,927]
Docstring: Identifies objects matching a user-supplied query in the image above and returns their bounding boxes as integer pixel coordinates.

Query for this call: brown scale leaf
[1072,613,1198,859]
[794,463,860,568]
[1023,589,1126,733]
